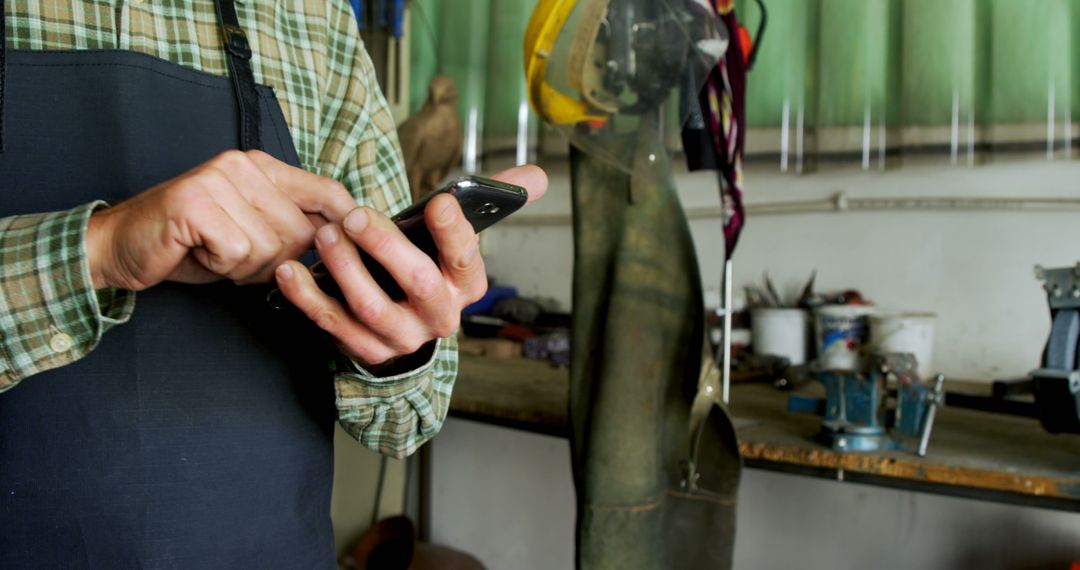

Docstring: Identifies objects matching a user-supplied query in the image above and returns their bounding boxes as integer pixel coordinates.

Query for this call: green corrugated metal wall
[411,0,1079,153]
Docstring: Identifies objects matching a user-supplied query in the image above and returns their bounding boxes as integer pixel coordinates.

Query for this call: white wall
[429,418,577,569]
[484,156,1080,380]
[430,418,1080,570]
[331,426,408,557]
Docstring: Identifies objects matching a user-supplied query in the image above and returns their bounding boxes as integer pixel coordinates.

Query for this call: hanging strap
[1,4,7,152]
[213,0,261,151]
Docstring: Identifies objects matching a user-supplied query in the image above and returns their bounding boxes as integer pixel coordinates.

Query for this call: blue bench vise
[788,353,945,456]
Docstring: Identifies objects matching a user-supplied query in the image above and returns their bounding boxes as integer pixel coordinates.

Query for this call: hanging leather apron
[569,111,742,569]
[0,3,338,567]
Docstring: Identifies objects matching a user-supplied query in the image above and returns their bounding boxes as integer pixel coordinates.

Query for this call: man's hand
[272,165,548,367]
[86,150,358,291]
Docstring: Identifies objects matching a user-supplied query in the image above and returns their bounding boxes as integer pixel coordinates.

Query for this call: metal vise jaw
[1031,264,1080,434]
[789,353,945,455]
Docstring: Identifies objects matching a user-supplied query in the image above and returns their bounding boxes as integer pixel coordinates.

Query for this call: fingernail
[344,208,369,234]
[317,224,339,247]
[276,263,293,280]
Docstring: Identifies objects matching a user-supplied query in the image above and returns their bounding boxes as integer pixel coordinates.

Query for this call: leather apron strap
[1,5,7,152]
[214,0,262,150]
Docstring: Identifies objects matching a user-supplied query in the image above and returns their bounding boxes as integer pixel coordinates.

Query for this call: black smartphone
[267,176,528,309]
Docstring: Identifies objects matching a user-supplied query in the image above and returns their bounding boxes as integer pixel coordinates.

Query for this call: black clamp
[220,24,252,61]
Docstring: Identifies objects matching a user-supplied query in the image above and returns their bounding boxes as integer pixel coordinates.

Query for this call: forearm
[0,202,134,390]
[336,335,459,458]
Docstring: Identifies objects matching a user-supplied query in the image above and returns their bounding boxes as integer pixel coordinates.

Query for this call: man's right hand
[86,150,359,291]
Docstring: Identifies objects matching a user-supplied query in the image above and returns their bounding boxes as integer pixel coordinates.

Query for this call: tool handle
[377,0,388,28]
[350,0,364,30]
[391,0,405,38]
[917,374,945,457]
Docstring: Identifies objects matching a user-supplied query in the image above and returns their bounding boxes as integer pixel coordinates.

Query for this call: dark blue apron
[0,2,338,567]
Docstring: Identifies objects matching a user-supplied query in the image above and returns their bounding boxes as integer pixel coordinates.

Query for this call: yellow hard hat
[523,0,610,125]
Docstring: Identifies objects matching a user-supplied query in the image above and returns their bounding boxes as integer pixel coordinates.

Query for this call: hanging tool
[349,0,365,31]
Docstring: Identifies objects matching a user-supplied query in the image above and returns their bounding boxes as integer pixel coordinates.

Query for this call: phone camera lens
[477,203,501,215]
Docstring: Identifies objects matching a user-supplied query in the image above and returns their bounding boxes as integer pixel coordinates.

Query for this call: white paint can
[814,305,876,371]
[870,312,937,378]
[751,308,811,365]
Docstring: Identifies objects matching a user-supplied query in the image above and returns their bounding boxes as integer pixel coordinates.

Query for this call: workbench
[451,354,1080,511]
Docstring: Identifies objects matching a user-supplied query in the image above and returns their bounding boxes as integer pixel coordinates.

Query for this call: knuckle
[367,230,395,257]
[393,334,425,356]
[214,149,250,169]
[467,275,489,303]
[193,167,231,194]
[353,298,389,325]
[167,179,210,208]
[222,238,252,263]
[250,234,282,262]
[411,268,444,302]
[244,149,271,163]
[289,223,317,249]
[450,250,479,273]
[434,314,460,338]
[314,308,341,333]
[325,178,349,196]
[356,345,393,366]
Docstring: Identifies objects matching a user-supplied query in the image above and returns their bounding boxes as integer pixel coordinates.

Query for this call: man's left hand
[272,165,548,367]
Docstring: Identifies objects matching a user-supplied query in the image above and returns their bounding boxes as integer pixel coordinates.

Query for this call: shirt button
[50,332,74,354]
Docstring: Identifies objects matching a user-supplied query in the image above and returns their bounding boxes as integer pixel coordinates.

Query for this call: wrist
[85,210,114,290]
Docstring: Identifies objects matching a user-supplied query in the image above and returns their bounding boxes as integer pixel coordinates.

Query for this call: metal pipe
[497,193,1080,227]
[721,258,733,404]
[917,374,946,457]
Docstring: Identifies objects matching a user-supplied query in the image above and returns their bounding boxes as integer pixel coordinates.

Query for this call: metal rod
[722,258,733,404]
[917,375,946,457]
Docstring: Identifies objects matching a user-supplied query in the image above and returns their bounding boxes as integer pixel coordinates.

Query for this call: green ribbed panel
[440,0,493,169]
[900,0,976,126]
[737,0,819,130]
[736,0,1078,129]
[484,0,539,155]
[407,0,1080,152]
[408,0,442,114]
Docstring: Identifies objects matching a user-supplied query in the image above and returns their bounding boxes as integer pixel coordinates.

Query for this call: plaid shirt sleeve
[317,3,459,459]
[0,202,135,391]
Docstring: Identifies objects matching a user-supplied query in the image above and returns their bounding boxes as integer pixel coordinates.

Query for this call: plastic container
[870,312,937,378]
[814,305,876,371]
[751,308,811,365]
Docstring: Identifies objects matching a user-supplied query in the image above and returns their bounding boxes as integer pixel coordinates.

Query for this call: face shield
[526,0,729,173]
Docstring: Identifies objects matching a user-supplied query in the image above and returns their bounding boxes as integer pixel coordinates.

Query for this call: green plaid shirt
[0,0,457,458]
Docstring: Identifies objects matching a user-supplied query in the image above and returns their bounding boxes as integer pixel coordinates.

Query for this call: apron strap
[2,5,7,152]
[213,0,262,151]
